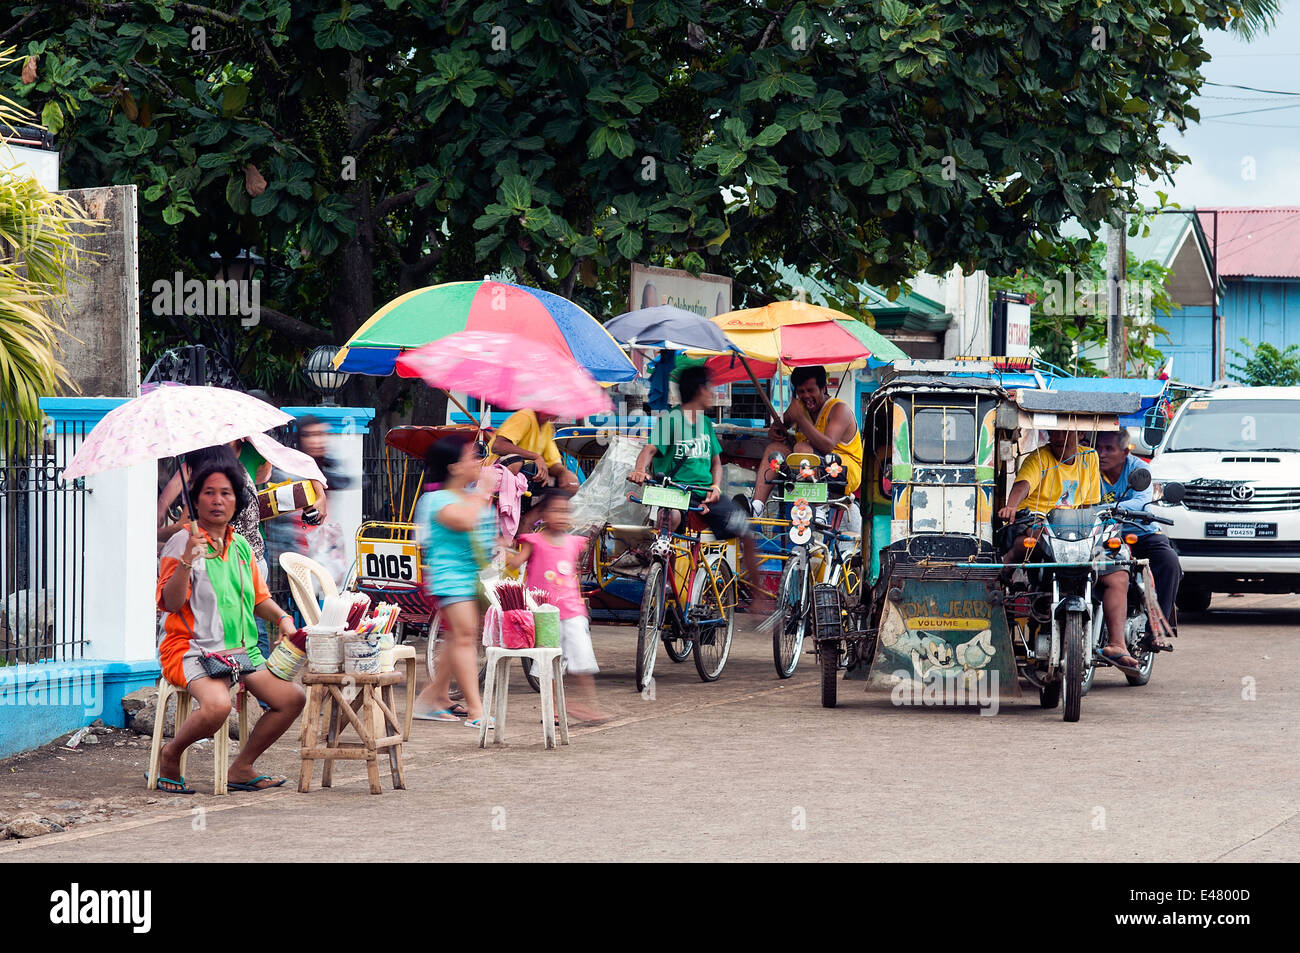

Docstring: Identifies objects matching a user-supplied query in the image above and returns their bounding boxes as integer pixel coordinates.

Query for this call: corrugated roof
[1197,207,1300,280]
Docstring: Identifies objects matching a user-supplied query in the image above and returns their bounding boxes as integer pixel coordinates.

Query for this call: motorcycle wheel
[1063,611,1086,722]
[1125,643,1156,687]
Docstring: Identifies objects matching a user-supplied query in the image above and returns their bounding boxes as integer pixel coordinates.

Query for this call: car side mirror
[1129,468,1152,492]
[1162,482,1185,505]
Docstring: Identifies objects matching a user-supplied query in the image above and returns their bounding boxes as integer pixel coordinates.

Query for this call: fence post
[40,398,156,662]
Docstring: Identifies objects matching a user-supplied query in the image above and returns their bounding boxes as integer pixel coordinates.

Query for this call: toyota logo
[1231,484,1256,501]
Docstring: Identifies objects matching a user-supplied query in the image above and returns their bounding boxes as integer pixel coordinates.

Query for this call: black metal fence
[1,419,88,665]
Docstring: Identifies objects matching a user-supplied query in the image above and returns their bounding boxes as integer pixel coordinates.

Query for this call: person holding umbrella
[155,459,306,793]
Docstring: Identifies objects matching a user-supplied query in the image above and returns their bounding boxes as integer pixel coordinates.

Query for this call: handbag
[197,649,249,682]
[257,479,319,521]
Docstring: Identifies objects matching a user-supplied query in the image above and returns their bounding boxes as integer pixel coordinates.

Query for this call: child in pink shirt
[507,489,606,723]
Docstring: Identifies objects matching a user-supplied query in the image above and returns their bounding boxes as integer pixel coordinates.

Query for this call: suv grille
[1181,483,1300,512]
[1175,539,1300,558]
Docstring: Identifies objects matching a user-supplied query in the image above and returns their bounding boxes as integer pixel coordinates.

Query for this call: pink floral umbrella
[62,384,294,482]
[394,331,614,418]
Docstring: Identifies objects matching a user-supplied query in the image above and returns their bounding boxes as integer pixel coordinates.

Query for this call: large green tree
[2,0,1266,410]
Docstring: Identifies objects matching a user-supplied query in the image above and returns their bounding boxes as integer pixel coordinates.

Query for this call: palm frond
[0,53,105,425]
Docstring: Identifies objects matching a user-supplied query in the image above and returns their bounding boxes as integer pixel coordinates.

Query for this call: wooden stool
[479,647,569,750]
[299,671,406,795]
[146,678,258,796]
[391,644,418,740]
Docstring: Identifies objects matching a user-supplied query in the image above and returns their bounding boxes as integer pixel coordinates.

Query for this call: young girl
[507,489,606,724]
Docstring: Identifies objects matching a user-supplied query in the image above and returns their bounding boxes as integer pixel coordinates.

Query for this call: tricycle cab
[866,369,1009,564]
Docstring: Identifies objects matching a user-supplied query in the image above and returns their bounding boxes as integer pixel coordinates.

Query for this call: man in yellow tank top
[750,365,863,515]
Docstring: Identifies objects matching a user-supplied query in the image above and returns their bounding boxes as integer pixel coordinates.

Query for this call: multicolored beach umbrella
[334,280,637,383]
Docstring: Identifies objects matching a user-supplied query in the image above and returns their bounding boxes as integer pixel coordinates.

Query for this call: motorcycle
[1013,472,1186,721]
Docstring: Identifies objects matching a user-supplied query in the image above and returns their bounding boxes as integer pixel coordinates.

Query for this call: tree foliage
[1229,338,1300,387]
[0,46,98,426]
[3,0,1256,407]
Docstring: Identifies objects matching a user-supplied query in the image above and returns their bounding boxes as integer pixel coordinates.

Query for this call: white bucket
[378,648,395,673]
[306,631,343,673]
[343,635,378,659]
[343,655,381,675]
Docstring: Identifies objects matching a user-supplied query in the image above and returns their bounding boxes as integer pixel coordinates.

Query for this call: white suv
[1149,386,1300,611]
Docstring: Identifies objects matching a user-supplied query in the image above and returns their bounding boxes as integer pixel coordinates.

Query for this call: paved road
[4,594,1297,862]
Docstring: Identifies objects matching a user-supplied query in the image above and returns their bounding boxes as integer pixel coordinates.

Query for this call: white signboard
[0,141,59,191]
[1006,302,1031,357]
[630,263,732,317]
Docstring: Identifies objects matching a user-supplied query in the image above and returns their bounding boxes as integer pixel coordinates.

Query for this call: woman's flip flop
[413,708,462,723]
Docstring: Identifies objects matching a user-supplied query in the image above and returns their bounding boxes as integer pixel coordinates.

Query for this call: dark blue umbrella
[606,305,778,421]
[605,305,737,353]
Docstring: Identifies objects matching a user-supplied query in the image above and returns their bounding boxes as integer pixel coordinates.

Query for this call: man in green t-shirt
[629,365,766,610]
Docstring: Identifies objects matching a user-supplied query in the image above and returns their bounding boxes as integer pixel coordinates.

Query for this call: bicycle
[627,474,739,691]
[768,454,864,683]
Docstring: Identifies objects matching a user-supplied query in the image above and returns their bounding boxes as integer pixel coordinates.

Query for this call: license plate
[1205,522,1278,539]
[642,485,692,510]
[358,541,421,583]
[792,482,828,503]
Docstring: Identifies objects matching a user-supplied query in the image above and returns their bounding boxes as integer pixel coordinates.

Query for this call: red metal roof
[1197,207,1300,280]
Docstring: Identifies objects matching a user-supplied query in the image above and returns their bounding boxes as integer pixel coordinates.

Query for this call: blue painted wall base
[0,659,161,758]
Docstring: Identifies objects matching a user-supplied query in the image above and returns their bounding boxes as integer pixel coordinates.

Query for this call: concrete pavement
[2,594,1297,862]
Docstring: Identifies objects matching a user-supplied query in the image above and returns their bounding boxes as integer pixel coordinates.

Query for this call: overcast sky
[1141,9,1300,209]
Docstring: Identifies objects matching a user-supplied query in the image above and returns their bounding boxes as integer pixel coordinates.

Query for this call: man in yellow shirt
[999,429,1101,519]
[998,430,1134,671]
[487,409,579,489]
[750,365,863,516]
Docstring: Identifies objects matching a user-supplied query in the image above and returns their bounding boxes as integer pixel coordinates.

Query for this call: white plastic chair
[279,553,339,626]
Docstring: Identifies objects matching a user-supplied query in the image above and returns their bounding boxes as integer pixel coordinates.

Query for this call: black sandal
[1140,633,1174,653]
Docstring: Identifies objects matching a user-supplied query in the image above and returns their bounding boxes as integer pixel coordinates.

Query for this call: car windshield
[1165,399,1300,453]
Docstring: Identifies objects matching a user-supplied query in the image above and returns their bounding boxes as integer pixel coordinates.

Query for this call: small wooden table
[299,671,407,795]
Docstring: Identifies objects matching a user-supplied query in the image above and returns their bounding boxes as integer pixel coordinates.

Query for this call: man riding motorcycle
[1094,430,1179,652]
[997,429,1139,673]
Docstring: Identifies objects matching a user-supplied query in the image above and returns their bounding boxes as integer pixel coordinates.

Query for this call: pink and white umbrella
[395,331,614,418]
[62,384,294,482]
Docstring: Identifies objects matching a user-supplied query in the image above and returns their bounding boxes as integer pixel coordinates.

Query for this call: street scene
[0,0,1295,900]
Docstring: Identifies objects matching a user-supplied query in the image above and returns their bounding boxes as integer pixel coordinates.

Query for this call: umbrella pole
[738,354,781,425]
[442,389,475,422]
[176,454,194,521]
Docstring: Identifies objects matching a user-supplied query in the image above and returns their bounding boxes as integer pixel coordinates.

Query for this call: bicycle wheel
[664,632,693,662]
[636,562,665,693]
[820,642,839,708]
[773,549,809,678]
[693,558,736,682]
[519,656,543,692]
